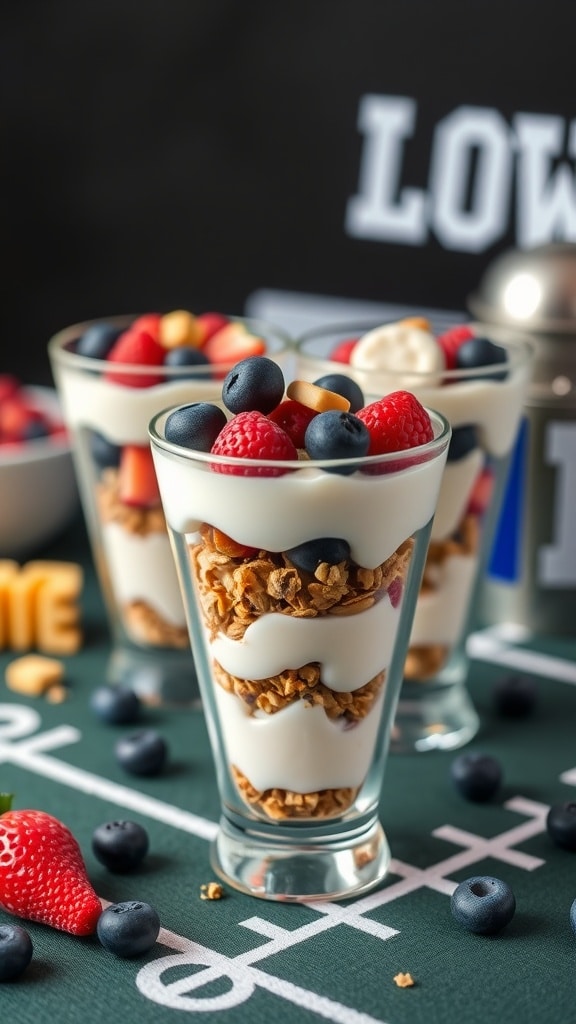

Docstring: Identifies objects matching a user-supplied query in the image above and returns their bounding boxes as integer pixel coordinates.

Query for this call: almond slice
[286,380,350,413]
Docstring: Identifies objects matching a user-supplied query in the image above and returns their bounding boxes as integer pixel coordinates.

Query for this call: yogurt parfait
[296,319,533,751]
[49,312,289,703]
[150,356,450,900]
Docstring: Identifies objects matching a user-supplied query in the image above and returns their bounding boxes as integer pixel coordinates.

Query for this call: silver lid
[468,243,576,335]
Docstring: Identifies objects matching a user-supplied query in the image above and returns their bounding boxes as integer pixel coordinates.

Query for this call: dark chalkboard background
[2,0,575,384]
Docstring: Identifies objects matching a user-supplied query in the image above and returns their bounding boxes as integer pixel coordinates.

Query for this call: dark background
[2,0,575,384]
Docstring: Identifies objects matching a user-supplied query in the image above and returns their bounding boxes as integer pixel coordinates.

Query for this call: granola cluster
[404,512,481,681]
[190,523,415,820]
[97,469,188,649]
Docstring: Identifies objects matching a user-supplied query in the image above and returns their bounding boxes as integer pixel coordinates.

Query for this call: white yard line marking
[466,627,576,684]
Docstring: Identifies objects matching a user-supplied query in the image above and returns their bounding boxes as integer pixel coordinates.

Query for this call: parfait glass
[296,322,533,752]
[149,403,450,900]
[49,314,289,705]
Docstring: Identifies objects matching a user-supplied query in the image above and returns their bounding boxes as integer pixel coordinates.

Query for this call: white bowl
[0,387,79,559]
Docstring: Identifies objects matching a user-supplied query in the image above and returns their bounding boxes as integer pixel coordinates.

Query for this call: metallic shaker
[469,242,576,637]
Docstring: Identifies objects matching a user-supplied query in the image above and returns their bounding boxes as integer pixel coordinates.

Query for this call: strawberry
[118,444,161,507]
[104,328,166,387]
[130,312,162,342]
[202,322,266,366]
[268,399,317,448]
[437,324,474,370]
[330,338,358,364]
[356,390,433,458]
[0,795,102,935]
[196,312,230,346]
[211,410,297,476]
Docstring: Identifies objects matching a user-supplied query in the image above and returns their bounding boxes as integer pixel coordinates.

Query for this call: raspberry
[356,390,434,455]
[211,410,298,476]
[268,399,317,447]
[437,324,474,370]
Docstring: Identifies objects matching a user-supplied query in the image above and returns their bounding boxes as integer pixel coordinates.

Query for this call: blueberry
[76,322,123,359]
[455,337,508,380]
[313,373,365,413]
[0,923,33,981]
[97,900,160,958]
[165,403,227,451]
[90,685,141,725]
[90,431,121,469]
[164,346,211,379]
[23,419,50,441]
[115,729,168,776]
[286,537,351,572]
[450,876,515,934]
[92,820,150,872]
[222,356,285,414]
[493,673,537,718]
[304,410,370,473]
[447,424,479,461]
[546,802,576,851]
[450,752,502,802]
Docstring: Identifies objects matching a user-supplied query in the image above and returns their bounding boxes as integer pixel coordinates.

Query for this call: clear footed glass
[48,315,290,705]
[150,406,450,901]
[296,322,533,752]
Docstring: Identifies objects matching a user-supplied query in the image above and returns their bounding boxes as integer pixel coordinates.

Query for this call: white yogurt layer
[410,553,478,648]
[102,523,186,627]
[431,450,484,541]
[215,685,385,793]
[212,598,401,692]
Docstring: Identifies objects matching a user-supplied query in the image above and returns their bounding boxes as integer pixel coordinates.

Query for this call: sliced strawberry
[118,445,161,507]
[202,322,266,366]
[104,329,166,387]
[268,399,317,448]
[330,338,358,364]
[130,313,162,342]
[196,312,230,346]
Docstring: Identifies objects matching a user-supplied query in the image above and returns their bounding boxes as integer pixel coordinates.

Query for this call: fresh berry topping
[115,730,168,776]
[0,923,33,981]
[267,399,317,447]
[356,390,434,455]
[436,324,474,370]
[211,410,298,476]
[165,403,227,451]
[455,337,508,380]
[304,410,370,473]
[450,876,516,935]
[202,322,266,366]
[313,373,365,413]
[90,685,141,725]
[447,424,479,461]
[97,900,160,958]
[196,311,230,345]
[467,466,494,514]
[90,431,121,468]
[222,355,285,414]
[0,800,102,935]
[92,820,149,872]
[450,752,502,802]
[130,313,162,341]
[330,338,358,363]
[163,346,211,377]
[118,445,161,508]
[286,538,351,573]
[104,329,166,387]
[493,673,537,718]
[76,322,124,360]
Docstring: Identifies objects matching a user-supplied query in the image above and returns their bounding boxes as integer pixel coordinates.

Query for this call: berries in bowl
[0,376,78,558]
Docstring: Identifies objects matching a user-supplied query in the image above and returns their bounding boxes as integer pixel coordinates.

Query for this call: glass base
[391,684,480,753]
[107,646,200,707]
[210,813,390,902]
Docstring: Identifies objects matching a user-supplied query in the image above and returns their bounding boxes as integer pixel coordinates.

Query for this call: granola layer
[97,468,166,536]
[231,765,358,820]
[123,600,189,650]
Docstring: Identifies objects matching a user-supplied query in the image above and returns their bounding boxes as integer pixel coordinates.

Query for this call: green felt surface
[1,517,576,1024]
